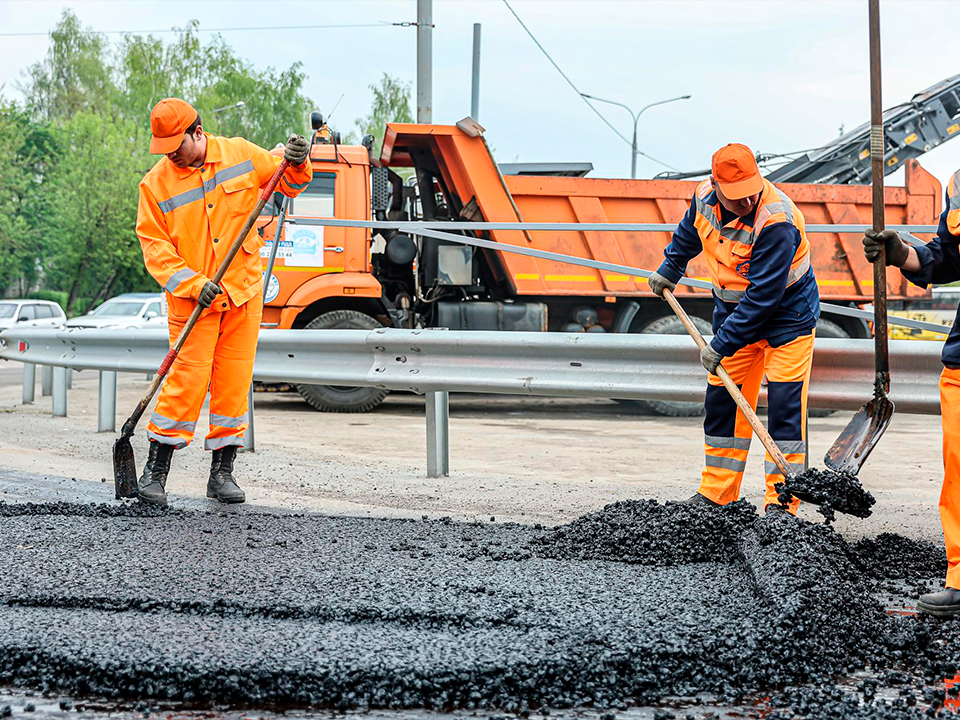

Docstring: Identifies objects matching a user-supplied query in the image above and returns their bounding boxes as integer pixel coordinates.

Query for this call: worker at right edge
[863,169,960,617]
[648,144,821,514]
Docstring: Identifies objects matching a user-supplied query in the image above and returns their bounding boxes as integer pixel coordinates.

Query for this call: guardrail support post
[41,365,52,396]
[22,363,36,404]
[426,390,449,477]
[243,384,255,453]
[52,366,67,417]
[98,371,117,432]
[66,368,73,389]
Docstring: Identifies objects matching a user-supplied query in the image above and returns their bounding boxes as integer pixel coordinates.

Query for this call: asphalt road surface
[1,368,959,718]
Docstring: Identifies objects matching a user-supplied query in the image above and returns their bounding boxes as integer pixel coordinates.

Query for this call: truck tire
[631,313,713,417]
[296,310,390,413]
[808,318,849,418]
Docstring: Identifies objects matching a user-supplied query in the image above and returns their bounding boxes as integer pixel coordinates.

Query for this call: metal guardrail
[288,218,951,335]
[0,326,944,477]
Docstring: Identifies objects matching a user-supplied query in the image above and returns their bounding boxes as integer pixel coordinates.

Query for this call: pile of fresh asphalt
[0,499,959,718]
[776,468,877,521]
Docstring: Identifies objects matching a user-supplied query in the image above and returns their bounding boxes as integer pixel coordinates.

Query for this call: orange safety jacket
[948,170,960,235]
[136,134,312,319]
[691,177,811,303]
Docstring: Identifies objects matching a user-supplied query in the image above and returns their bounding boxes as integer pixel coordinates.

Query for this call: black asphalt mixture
[0,499,959,719]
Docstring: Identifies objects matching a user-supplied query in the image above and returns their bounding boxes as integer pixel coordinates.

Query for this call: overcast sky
[1,0,956,193]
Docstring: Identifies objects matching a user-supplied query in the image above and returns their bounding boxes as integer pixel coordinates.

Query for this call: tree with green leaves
[0,104,55,296]
[0,9,316,306]
[352,73,414,152]
[38,110,152,315]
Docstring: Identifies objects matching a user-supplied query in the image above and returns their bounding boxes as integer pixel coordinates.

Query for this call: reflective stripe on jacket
[136,134,312,319]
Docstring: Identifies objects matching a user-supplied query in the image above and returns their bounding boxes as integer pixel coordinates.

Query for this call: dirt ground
[0,359,947,541]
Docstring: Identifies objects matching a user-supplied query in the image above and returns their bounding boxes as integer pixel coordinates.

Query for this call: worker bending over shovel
[862,169,960,616]
[648,144,821,514]
[134,98,312,505]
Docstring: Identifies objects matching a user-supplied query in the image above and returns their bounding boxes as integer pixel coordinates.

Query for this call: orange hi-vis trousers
[698,331,815,513]
[939,368,960,589]
[146,295,261,450]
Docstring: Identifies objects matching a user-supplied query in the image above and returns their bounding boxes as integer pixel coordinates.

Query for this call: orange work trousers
[939,367,960,589]
[698,331,815,513]
[146,295,261,450]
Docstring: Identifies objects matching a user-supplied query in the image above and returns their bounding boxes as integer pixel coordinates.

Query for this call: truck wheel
[630,313,712,417]
[808,318,849,418]
[296,310,390,413]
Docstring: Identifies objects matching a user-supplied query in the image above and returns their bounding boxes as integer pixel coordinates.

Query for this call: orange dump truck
[257,117,942,413]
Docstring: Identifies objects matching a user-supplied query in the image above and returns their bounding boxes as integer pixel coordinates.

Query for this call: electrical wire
[501,0,679,172]
[0,23,395,38]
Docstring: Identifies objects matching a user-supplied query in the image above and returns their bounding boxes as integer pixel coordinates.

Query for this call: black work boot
[207,446,245,503]
[137,441,175,505]
[918,587,960,618]
[684,492,720,507]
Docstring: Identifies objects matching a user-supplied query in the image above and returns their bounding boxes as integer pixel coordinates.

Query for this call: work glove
[648,271,677,299]
[196,281,222,309]
[284,134,310,166]
[862,228,909,267]
[700,343,723,375]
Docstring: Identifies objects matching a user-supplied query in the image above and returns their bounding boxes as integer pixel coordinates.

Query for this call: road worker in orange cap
[648,143,821,514]
[863,168,960,616]
[135,97,312,505]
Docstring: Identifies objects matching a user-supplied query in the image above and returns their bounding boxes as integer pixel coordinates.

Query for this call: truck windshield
[91,302,144,317]
[292,173,335,217]
[0,304,16,319]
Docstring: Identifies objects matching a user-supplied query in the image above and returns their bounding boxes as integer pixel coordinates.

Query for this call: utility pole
[471,23,481,120]
[417,0,433,123]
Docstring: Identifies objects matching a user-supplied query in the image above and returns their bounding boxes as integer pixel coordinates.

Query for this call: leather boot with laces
[137,441,175,505]
[207,445,245,503]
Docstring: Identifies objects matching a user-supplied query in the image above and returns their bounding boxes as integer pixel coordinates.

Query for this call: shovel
[113,159,290,499]
[661,288,797,481]
[824,0,894,475]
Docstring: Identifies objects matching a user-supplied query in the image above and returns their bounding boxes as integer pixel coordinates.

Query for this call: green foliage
[40,110,153,315]
[0,103,54,295]
[0,9,314,301]
[353,73,414,153]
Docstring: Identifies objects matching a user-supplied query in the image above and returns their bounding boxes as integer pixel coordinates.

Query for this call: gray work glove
[700,344,723,374]
[284,134,310,166]
[648,271,677,298]
[197,281,222,309]
[863,228,909,267]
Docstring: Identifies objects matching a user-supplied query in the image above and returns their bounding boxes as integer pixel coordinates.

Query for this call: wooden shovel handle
[662,287,794,478]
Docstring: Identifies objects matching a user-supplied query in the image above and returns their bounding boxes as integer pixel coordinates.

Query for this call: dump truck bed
[382,123,941,303]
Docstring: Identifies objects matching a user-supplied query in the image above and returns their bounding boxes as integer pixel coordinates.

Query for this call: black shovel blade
[824,394,895,475]
[113,435,139,500]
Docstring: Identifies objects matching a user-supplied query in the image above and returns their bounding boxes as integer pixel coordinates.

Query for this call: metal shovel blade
[824,394,895,474]
[113,435,139,500]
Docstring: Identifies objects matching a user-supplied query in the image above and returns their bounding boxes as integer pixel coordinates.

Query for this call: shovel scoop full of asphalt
[776,468,876,522]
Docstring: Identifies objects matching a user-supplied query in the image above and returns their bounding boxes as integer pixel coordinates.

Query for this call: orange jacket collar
[166,133,224,179]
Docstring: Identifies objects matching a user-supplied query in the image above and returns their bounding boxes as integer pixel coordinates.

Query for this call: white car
[0,299,67,330]
[66,293,167,330]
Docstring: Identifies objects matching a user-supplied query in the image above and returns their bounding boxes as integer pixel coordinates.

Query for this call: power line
[0,22,396,38]
[500,0,678,173]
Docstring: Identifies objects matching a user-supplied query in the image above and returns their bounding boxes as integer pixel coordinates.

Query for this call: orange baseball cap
[149,98,198,154]
[711,143,763,199]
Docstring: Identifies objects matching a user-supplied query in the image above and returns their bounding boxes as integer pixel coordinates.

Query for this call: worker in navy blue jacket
[864,169,960,616]
[648,143,821,514]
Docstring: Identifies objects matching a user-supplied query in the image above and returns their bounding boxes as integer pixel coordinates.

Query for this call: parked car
[66,293,167,330]
[0,299,67,330]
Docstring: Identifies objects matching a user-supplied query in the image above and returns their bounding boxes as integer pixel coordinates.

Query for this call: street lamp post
[211,100,246,116]
[580,93,691,178]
